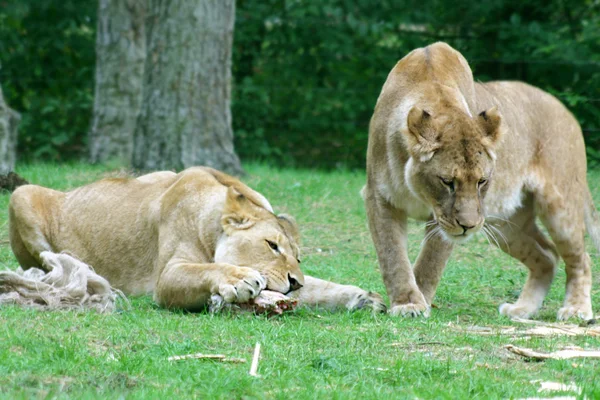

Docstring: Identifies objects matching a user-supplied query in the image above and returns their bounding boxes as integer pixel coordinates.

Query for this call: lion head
[215,187,305,293]
[402,104,503,242]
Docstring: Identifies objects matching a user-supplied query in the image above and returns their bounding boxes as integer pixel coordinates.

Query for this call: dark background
[1,0,598,168]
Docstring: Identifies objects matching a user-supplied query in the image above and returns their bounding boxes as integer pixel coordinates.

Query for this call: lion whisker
[479,227,492,247]
[425,219,437,228]
[482,226,498,248]
[487,224,508,245]
[422,228,435,246]
[483,223,510,253]
[483,225,502,249]
[486,215,517,228]
[421,225,441,247]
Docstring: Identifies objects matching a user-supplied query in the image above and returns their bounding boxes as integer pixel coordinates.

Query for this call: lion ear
[277,213,301,258]
[478,106,502,145]
[221,187,257,233]
[404,106,440,161]
[277,214,300,244]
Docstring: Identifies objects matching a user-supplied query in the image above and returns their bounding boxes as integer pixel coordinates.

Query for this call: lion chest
[378,181,432,221]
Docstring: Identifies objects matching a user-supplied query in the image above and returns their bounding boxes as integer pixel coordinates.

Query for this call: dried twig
[450,324,516,335]
[511,318,600,337]
[535,380,581,394]
[168,353,246,363]
[450,319,600,338]
[249,342,261,377]
[505,345,600,360]
[388,341,447,348]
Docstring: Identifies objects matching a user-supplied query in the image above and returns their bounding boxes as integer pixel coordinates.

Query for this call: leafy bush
[0,0,598,167]
[0,1,96,161]
[233,0,600,168]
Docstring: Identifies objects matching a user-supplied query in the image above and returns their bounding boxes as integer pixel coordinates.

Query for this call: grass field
[1,162,599,399]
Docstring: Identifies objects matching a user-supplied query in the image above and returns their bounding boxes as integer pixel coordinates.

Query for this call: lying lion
[9,167,385,312]
[364,41,599,320]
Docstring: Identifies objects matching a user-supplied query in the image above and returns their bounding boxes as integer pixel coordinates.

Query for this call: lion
[9,166,385,312]
[364,41,599,320]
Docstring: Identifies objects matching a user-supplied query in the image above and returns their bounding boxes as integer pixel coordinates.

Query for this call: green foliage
[0,0,598,167]
[0,0,96,161]
[233,0,600,168]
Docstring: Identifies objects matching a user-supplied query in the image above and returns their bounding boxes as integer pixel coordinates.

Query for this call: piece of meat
[209,290,297,316]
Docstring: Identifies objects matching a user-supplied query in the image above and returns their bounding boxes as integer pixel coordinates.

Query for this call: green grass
[1,162,600,399]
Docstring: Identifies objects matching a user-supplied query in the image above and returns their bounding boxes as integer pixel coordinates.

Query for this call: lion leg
[494,206,559,319]
[413,220,454,305]
[364,187,428,317]
[536,184,593,320]
[154,262,266,310]
[286,275,386,312]
[9,185,64,270]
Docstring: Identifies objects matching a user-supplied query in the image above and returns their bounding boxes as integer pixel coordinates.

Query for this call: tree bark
[132,0,243,174]
[0,83,20,175]
[89,0,146,165]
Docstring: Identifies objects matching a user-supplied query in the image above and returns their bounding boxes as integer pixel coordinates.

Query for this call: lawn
[1,162,599,399]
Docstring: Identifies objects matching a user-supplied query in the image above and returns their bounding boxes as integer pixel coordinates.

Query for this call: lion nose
[456,219,476,234]
[288,273,303,291]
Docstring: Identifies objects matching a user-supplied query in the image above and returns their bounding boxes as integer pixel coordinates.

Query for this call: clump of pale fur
[0,251,126,313]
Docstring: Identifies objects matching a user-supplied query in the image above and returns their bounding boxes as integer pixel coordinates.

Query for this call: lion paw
[557,305,593,321]
[347,290,387,313]
[498,303,537,319]
[218,268,266,303]
[389,303,430,318]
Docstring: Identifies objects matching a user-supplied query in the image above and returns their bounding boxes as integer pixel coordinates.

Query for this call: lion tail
[584,188,600,254]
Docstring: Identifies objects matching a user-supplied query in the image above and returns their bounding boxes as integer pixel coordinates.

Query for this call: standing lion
[364,42,599,320]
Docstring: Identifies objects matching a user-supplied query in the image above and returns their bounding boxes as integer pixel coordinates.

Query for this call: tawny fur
[9,167,385,312]
[364,42,598,320]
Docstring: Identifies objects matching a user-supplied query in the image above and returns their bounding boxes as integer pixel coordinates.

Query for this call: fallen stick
[505,345,600,360]
[387,341,447,348]
[511,317,596,326]
[249,342,261,377]
[168,353,246,363]
[452,321,600,337]
[535,380,581,394]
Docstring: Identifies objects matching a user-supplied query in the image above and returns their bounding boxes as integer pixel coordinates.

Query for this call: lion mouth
[443,231,472,243]
[265,286,283,294]
[428,217,481,244]
[437,226,478,243]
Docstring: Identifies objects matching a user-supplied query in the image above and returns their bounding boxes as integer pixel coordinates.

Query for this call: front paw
[389,303,430,318]
[499,302,537,319]
[557,304,593,321]
[218,267,266,303]
[389,289,430,317]
[347,290,387,313]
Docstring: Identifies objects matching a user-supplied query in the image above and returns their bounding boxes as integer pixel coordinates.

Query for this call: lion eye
[266,240,279,253]
[439,177,454,191]
[297,258,301,264]
[478,178,488,188]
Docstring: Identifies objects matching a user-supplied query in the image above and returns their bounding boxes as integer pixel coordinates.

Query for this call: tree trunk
[0,83,20,175]
[132,0,243,175]
[89,0,146,165]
